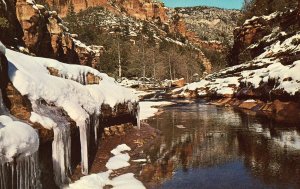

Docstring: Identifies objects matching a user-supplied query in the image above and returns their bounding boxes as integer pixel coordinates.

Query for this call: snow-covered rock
[0,115,39,162]
[4,45,139,178]
[6,48,138,128]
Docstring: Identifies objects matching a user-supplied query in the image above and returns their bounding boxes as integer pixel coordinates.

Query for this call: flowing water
[143,101,300,189]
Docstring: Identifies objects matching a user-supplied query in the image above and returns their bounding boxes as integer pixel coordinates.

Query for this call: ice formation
[4,45,138,183]
[0,152,41,189]
[0,70,41,189]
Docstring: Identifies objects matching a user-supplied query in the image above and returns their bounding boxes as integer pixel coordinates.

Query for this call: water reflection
[142,103,300,189]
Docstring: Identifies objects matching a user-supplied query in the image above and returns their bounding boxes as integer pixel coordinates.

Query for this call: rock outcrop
[0,0,104,68]
[41,0,169,23]
[173,6,241,44]
[231,10,299,66]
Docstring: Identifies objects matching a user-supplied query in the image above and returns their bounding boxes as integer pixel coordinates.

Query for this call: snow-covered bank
[139,101,175,120]
[66,144,145,189]
[1,45,41,188]
[3,43,139,186]
[175,34,300,98]
[0,115,39,162]
[6,48,138,127]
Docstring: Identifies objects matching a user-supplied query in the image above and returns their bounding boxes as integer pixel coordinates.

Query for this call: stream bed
[142,101,300,189]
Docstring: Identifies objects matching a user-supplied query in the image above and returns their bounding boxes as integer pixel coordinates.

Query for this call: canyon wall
[0,0,103,68]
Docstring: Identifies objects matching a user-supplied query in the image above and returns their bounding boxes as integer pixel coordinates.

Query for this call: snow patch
[65,144,145,189]
[0,115,39,162]
[111,144,131,155]
[106,153,130,170]
[30,112,57,129]
[139,101,174,120]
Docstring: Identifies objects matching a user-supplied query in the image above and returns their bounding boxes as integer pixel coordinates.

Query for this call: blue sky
[161,0,244,9]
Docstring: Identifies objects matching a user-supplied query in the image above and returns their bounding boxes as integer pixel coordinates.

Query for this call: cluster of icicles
[0,90,41,189]
[48,73,140,187]
[47,100,140,187]
[0,73,141,189]
[0,153,41,189]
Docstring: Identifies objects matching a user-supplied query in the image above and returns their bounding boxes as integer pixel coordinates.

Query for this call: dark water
[143,102,300,189]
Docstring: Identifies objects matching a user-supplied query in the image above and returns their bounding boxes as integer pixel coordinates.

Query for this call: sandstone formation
[0,0,104,68]
[231,10,299,66]
[174,6,241,44]
[41,0,168,23]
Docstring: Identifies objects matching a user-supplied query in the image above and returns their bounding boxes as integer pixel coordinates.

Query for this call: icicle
[92,113,100,144]
[136,103,141,129]
[0,152,41,189]
[79,118,90,175]
[128,102,134,115]
[52,124,72,186]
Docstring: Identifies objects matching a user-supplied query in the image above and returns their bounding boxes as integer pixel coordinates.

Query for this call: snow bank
[65,144,145,189]
[139,101,174,120]
[5,48,138,127]
[0,115,39,162]
[179,56,300,97]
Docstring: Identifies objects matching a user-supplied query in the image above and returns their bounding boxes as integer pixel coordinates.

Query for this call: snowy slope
[176,11,300,99]
[6,48,138,127]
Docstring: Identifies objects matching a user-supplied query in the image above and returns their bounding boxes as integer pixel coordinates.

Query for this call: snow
[244,12,280,25]
[106,144,131,170]
[241,60,300,95]
[0,41,6,55]
[0,115,39,162]
[106,153,130,170]
[5,46,138,175]
[30,112,57,129]
[26,0,34,5]
[65,171,112,189]
[244,99,256,103]
[111,144,131,155]
[110,173,145,189]
[65,144,145,189]
[139,101,174,120]
[178,50,300,97]
[132,159,147,163]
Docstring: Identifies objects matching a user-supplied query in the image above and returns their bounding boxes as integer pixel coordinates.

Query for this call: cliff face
[0,0,103,68]
[231,10,300,66]
[42,0,168,23]
[174,6,241,44]
[114,0,168,23]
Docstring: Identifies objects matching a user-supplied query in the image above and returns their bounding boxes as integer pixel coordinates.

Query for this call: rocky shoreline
[210,98,300,123]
